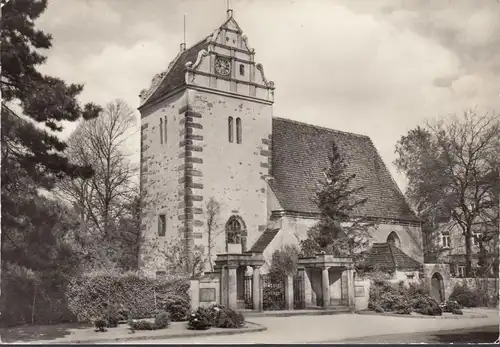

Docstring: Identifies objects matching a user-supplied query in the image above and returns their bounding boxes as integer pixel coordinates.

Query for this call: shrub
[449,283,482,308]
[154,310,171,329]
[369,279,441,316]
[441,300,461,313]
[117,306,130,321]
[160,295,190,321]
[104,304,120,328]
[94,319,107,332]
[128,319,155,331]
[411,294,442,316]
[209,305,245,328]
[66,271,190,322]
[187,307,212,330]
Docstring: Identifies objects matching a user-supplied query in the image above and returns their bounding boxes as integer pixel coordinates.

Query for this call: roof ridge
[273,116,370,139]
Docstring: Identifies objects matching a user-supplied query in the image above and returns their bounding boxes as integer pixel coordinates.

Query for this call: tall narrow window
[236,117,242,144]
[164,116,167,143]
[158,214,166,236]
[228,116,234,143]
[239,64,245,76]
[159,118,163,145]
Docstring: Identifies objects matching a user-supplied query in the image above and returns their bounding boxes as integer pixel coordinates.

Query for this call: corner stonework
[177,104,205,257]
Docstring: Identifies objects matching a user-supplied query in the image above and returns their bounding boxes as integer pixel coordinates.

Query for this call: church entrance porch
[214,253,265,311]
[298,254,355,310]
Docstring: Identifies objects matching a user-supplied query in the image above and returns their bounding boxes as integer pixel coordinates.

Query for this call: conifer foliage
[300,142,375,260]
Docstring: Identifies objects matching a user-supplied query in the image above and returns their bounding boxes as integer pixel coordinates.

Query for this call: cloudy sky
[37,0,500,191]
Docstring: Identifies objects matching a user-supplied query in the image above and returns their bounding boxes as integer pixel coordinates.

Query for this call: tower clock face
[215,57,231,76]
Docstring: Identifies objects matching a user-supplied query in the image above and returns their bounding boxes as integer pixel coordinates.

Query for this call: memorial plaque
[199,288,216,302]
[355,286,365,297]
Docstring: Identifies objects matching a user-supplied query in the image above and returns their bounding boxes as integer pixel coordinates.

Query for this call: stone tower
[138,9,275,277]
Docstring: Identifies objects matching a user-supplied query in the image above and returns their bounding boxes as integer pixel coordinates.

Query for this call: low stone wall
[354,279,370,311]
[189,272,221,310]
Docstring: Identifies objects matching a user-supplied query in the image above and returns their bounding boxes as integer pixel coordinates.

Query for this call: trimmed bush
[187,307,212,330]
[128,319,155,331]
[449,283,482,308]
[209,305,245,328]
[160,295,190,321]
[154,310,171,329]
[66,271,190,322]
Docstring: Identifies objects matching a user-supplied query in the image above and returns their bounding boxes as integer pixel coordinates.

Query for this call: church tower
[138,9,275,276]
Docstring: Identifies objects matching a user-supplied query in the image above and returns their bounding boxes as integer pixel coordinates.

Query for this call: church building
[138,9,424,278]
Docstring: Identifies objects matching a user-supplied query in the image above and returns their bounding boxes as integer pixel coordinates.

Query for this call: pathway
[129,309,499,344]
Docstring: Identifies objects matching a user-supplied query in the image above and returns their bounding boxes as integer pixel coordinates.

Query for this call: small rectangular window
[239,64,245,76]
[158,214,166,236]
[472,233,480,246]
[441,235,451,248]
[457,265,465,278]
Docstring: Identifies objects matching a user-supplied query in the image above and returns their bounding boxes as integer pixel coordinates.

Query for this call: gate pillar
[228,265,238,309]
[285,274,294,310]
[252,266,261,311]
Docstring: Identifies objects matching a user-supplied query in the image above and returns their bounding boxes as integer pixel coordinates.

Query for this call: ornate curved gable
[139,10,274,111]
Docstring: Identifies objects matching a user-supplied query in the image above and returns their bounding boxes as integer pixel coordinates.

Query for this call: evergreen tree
[300,142,375,260]
[1,0,101,191]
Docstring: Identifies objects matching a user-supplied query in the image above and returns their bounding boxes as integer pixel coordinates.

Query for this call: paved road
[126,310,500,344]
[331,325,500,344]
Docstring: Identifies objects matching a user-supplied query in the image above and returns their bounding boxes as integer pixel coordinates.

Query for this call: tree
[394,110,500,277]
[163,237,205,279]
[205,197,223,271]
[1,0,101,289]
[1,0,101,188]
[55,99,138,270]
[268,245,300,282]
[300,142,375,261]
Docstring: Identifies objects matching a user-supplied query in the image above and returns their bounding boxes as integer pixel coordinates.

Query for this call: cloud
[35,0,499,192]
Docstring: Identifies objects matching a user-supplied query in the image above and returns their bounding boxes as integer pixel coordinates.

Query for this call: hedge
[0,264,76,327]
[66,271,190,322]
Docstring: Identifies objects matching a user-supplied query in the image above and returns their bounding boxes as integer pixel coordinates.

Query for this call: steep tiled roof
[270,117,419,222]
[249,228,280,253]
[144,38,210,106]
[364,243,421,271]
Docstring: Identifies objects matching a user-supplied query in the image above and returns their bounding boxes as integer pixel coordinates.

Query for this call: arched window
[159,118,163,145]
[387,231,401,249]
[228,116,234,143]
[239,64,245,76]
[227,219,241,244]
[236,117,242,144]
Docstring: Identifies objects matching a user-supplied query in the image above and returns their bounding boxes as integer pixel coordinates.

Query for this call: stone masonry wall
[139,91,188,277]
[187,89,272,268]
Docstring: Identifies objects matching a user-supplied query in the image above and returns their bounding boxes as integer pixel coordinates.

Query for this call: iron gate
[293,273,306,309]
[261,274,286,310]
[244,275,253,309]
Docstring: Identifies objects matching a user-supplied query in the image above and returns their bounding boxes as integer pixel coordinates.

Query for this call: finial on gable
[227,8,233,19]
